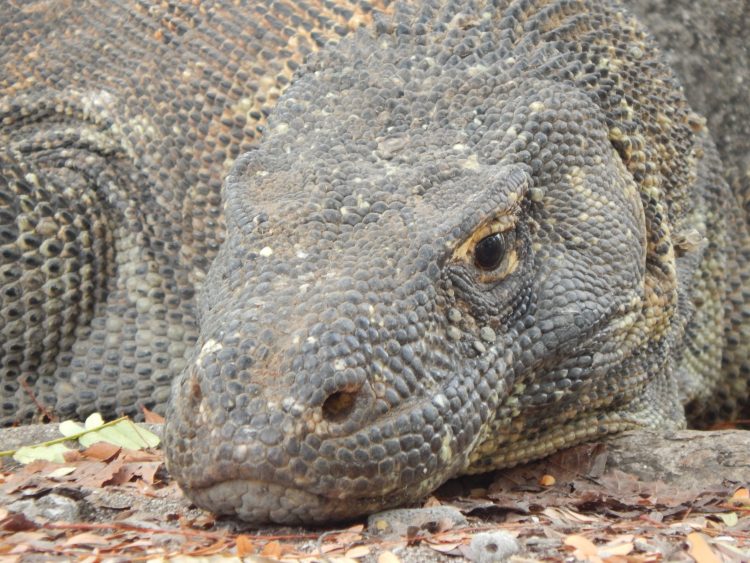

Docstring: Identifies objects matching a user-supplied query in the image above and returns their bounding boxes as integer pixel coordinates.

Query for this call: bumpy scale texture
[2,0,749,526]
[163,0,750,524]
[0,0,394,425]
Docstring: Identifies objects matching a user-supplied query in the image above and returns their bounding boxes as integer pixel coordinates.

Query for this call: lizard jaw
[183,479,420,525]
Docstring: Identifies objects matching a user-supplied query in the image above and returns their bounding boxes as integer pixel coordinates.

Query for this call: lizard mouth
[170,392,468,525]
[165,380,469,524]
[183,479,409,525]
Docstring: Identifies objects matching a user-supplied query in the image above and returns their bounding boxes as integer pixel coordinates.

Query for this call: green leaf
[59,419,86,437]
[13,443,73,464]
[60,413,160,450]
[84,412,105,429]
[78,418,160,449]
[4,414,161,465]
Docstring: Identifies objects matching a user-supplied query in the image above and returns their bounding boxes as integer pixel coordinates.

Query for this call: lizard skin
[0,0,394,425]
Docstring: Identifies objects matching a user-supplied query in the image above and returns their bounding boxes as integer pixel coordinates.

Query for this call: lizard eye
[474,233,506,270]
[451,217,520,284]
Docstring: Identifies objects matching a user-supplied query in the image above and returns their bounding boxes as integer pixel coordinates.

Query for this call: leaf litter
[0,424,748,561]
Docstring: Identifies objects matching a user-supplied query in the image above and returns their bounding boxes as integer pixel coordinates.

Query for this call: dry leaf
[377,551,401,563]
[427,532,471,544]
[731,488,748,499]
[320,542,346,555]
[120,449,163,462]
[544,506,599,524]
[236,534,255,556]
[74,459,125,488]
[334,524,364,544]
[565,534,602,562]
[261,540,283,559]
[1,512,38,532]
[63,532,109,546]
[686,532,721,563]
[344,545,371,558]
[191,512,217,528]
[168,556,241,563]
[188,538,231,556]
[600,534,635,558]
[423,496,442,507]
[565,534,598,555]
[62,450,85,462]
[134,477,157,496]
[600,542,634,557]
[47,466,76,478]
[82,442,121,461]
[109,461,162,486]
[730,488,749,505]
[2,531,47,545]
[142,406,166,423]
[115,539,156,550]
[427,542,462,553]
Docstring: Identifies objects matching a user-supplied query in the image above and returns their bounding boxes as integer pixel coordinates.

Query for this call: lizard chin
[183,479,424,526]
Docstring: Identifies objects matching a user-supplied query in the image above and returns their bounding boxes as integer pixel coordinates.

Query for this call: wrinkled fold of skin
[164,0,749,524]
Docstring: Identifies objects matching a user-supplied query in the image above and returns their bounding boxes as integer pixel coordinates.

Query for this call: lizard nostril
[321,388,359,423]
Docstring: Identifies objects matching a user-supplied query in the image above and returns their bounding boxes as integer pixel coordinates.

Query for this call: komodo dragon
[2,0,749,525]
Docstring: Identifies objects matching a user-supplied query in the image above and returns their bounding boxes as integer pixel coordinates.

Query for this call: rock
[367,506,468,538]
[8,493,81,522]
[604,429,750,486]
[468,531,522,562]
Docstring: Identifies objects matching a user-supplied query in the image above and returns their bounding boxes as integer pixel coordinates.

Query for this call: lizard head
[164,2,696,524]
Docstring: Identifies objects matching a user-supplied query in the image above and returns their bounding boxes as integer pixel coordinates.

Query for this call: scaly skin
[162,0,750,524]
[1,0,748,526]
[0,0,394,425]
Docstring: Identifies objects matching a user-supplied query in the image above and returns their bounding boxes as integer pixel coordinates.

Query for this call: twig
[19,374,58,423]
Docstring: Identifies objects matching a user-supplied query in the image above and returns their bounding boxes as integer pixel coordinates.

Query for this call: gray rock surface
[8,493,81,523]
[367,506,468,538]
[469,531,522,563]
[605,429,750,485]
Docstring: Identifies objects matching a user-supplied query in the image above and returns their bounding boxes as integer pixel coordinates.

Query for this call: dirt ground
[1,425,749,561]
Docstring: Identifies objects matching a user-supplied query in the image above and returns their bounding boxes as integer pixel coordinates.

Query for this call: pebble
[469,530,521,562]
